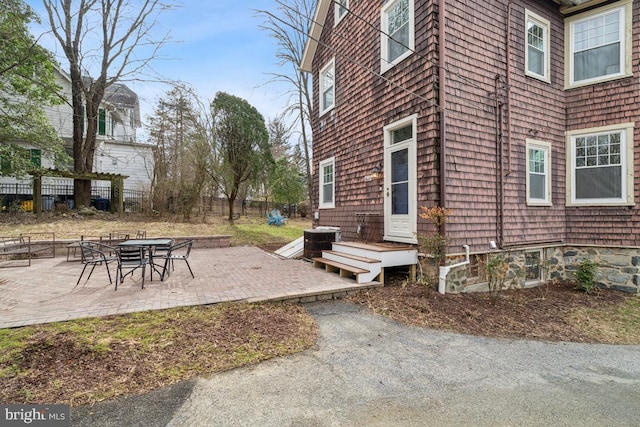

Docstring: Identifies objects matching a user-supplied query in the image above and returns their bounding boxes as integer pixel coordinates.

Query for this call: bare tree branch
[254,0,314,204]
[42,0,171,207]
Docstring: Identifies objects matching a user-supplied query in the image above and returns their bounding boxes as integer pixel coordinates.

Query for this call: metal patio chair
[155,240,195,281]
[115,246,149,290]
[75,241,117,287]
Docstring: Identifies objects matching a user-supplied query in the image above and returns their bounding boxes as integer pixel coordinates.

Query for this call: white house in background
[1,67,154,208]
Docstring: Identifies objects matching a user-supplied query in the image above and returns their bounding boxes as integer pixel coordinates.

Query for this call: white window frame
[525,10,550,83]
[319,59,335,116]
[526,139,552,206]
[319,156,335,209]
[380,0,415,73]
[564,0,632,88]
[335,0,348,26]
[566,123,634,207]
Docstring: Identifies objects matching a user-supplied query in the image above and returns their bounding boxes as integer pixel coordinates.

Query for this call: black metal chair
[156,240,194,281]
[76,241,117,287]
[115,246,149,290]
[150,238,174,277]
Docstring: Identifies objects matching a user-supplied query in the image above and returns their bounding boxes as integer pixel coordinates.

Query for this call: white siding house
[1,67,154,210]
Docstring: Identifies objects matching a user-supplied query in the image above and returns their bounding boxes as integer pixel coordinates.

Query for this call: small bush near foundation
[575,259,598,294]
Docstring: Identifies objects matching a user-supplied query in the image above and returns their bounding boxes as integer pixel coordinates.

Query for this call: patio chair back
[158,239,194,280]
[76,241,117,287]
[115,246,149,290]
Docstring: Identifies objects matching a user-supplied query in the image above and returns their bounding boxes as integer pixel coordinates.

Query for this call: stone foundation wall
[443,245,640,294]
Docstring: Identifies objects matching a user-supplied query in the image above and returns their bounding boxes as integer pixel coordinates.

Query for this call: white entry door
[383,115,417,243]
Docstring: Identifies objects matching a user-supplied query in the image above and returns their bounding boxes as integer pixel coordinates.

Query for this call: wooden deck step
[322,250,379,264]
[312,257,370,280]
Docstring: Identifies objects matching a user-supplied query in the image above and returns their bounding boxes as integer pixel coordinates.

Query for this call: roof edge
[300,0,332,73]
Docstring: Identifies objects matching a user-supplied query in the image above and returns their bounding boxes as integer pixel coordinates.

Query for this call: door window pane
[391,149,408,215]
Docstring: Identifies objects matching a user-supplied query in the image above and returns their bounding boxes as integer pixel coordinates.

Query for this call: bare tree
[42,0,170,208]
[147,83,210,219]
[255,0,314,204]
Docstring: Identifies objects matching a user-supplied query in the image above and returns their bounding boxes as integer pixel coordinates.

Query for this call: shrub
[483,252,509,305]
[416,206,453,295]
[297,202,308,218]
[575,259,598,294]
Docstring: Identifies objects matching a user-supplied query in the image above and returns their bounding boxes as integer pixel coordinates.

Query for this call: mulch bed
[345,279,630,343]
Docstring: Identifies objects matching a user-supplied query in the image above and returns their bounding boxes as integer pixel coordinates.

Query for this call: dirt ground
[346,277,637,344]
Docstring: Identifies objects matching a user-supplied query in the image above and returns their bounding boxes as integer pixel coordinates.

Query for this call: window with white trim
[319,59,335,115]
[319,157,335,209]
[335,0,348,25]
[525,10,550,82]
[566,123,634,206]
[381,0,414,73]
[526,139,551,206]
[98,108,114,137]
[565,0,632,88]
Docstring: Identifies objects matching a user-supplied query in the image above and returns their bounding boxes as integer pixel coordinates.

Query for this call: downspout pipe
[438,0,447,226]
[506,0,513,176]
[438,245,469,294]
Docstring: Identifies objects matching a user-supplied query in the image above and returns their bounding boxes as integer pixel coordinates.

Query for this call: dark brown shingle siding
[309,0,640,249]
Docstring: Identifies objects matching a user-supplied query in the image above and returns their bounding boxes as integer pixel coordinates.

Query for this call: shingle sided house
[301,0,640,293]
[1,67,154,210]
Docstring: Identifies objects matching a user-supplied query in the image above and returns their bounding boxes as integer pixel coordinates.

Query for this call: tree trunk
[299,71,313,205]
[227,194,236,223]
[68,59,106,208]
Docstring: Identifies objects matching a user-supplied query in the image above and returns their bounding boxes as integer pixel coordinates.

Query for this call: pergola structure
[30,169,128,216]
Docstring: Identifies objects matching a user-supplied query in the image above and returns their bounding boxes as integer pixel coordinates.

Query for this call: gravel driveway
[73,301,640,426]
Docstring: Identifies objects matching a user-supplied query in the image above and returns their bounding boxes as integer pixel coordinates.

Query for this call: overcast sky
[25,0,299,142]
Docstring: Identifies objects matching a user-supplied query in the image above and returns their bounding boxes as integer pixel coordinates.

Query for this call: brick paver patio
[0,246,379,329]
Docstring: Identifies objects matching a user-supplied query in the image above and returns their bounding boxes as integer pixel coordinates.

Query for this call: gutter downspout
[439,245,469,294]
[438,0,447,229]
[506,1,513,176]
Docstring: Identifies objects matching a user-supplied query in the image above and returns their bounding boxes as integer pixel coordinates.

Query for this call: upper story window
[319,157,335,209]
[381,0,414,73]
[566,123,634,206]
[319,59,335,115]
[98,108,114,137]
[1,148,41,174]
[335,0,348,25]
[565,0,632,88]
[526,139,552,206]
[525,10,550,82]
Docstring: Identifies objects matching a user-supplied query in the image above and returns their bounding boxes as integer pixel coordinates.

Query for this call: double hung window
[319,59,335,115]
[566,123,634,206]
[565,0,631,87]
[319,157,335,209]
[335,0,348,25]
[381,0,414,72]
[525,10,550,82]
[526,140,551,206]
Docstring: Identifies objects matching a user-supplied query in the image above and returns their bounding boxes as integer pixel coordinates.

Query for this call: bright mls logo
[1,405,69,426]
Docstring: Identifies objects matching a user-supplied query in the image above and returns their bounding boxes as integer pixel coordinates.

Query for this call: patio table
[118,239,174,280]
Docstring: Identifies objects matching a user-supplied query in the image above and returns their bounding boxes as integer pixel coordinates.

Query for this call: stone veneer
[444,245,640,294]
